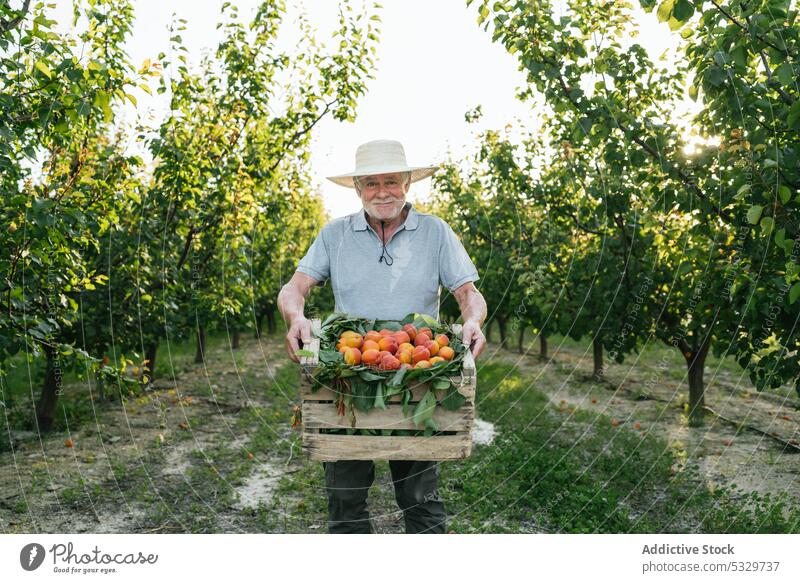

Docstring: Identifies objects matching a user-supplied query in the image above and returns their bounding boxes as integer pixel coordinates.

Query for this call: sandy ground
[489,345,800,509]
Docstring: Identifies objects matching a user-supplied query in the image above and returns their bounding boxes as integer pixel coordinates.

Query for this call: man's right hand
[285,316,313,363]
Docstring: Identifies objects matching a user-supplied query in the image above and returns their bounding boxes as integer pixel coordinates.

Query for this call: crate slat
[303,433,472,461]
[302,401,474,431]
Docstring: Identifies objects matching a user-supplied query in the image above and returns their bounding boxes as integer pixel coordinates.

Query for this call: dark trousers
[322,459,447,533]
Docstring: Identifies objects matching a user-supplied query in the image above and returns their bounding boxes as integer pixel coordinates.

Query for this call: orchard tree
[0,0,146,430]
[123,0,380,367]
[640,0,800,395]
[470,0,760,425]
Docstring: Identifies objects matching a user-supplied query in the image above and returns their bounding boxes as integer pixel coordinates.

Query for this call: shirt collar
[352,201,419,232]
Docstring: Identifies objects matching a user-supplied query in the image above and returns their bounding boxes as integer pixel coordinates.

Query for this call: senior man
[277,139,487,534]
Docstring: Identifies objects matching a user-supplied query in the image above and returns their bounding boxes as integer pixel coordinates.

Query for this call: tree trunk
[496,317,508,348]
[0,376,11,409]
[35,346,62,432]
[144,341,158,384]
[517,325,525,353]
[232,328,241,349]
[592,337,604,380]
[194,326,206,364]
[539,335,548,361]
[685,340,710,427]
[95,370,106,401]
[485,319,493,343]
[266,306,277,334]
[254,312,263,338]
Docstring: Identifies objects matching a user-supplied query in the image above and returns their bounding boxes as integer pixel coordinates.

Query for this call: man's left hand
[461,320,486,359]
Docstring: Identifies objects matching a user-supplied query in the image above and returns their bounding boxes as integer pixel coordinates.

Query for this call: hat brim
[326,165,440,188]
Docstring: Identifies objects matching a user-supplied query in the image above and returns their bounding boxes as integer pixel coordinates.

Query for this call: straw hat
[326,139,440,188]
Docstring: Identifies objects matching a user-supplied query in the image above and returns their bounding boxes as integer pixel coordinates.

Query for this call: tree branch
[757,49,796,106]
[0,0,31,34]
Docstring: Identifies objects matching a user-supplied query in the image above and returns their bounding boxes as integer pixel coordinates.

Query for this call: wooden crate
[299,319,476,461]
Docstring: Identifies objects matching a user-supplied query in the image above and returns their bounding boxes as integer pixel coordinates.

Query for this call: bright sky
[46,0,689,219]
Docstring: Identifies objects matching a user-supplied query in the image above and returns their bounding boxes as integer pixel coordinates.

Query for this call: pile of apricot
[335,324,456,371]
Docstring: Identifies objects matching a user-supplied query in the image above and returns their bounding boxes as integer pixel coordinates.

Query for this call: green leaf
[672,0,694,21]
[790,283,800,305]
[788,101,800,130]
[735,183,751,200]
[433,378,451,391]
[412,389,437,428]
[372,319,402,332]
[775,63,793,86]
[374,382,386,410]
[388,366,407,387]
[319,349,342,363]
[779,185,792,204]
[295,349,314,357]
[747,205,763,224]
[351,378,376,412]
[34,61,53,78]
[656,0,674,22]
[358,370,384,382]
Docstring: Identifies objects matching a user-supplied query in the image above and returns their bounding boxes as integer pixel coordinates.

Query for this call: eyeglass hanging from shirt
[378,220,394,265]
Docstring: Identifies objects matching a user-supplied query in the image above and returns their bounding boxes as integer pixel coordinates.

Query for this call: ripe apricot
[438,346,455,360]
[414,360,431,369]
[429,356,445,365]
[379,350,393,359]
[378,336,398,353]
[379,328,394,336]
[337,342,348,353]
[362,349,381,365]
[418,327,433,338]
[340,330,360,338]
[362,339,380,352]
[425,340,440,356]
[435,333,449,347]
[412,346,430,364]
[398,342,414,353]
[364,330,382,343]
[342,334,363,349]
[414,333,431,347]
[393,330,411,345]
[344,347,362,366]
[398,349,413,364]
[380,354,401,370]
[402,324,417,340]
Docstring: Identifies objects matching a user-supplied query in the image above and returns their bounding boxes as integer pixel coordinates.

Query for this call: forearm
[277,285,307,328]
[460,289,487,327]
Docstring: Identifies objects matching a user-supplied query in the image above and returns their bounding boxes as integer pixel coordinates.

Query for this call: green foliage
[465,0,800,402]
[1,0,381,426]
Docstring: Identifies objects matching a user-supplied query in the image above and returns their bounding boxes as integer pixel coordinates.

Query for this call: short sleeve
[296,229,330,284]
[438,220,479,292]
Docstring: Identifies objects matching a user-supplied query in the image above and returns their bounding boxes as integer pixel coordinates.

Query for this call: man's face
[356,172,410,222]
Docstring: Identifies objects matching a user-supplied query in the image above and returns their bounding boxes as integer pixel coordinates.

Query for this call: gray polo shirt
[295,201,479,321]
